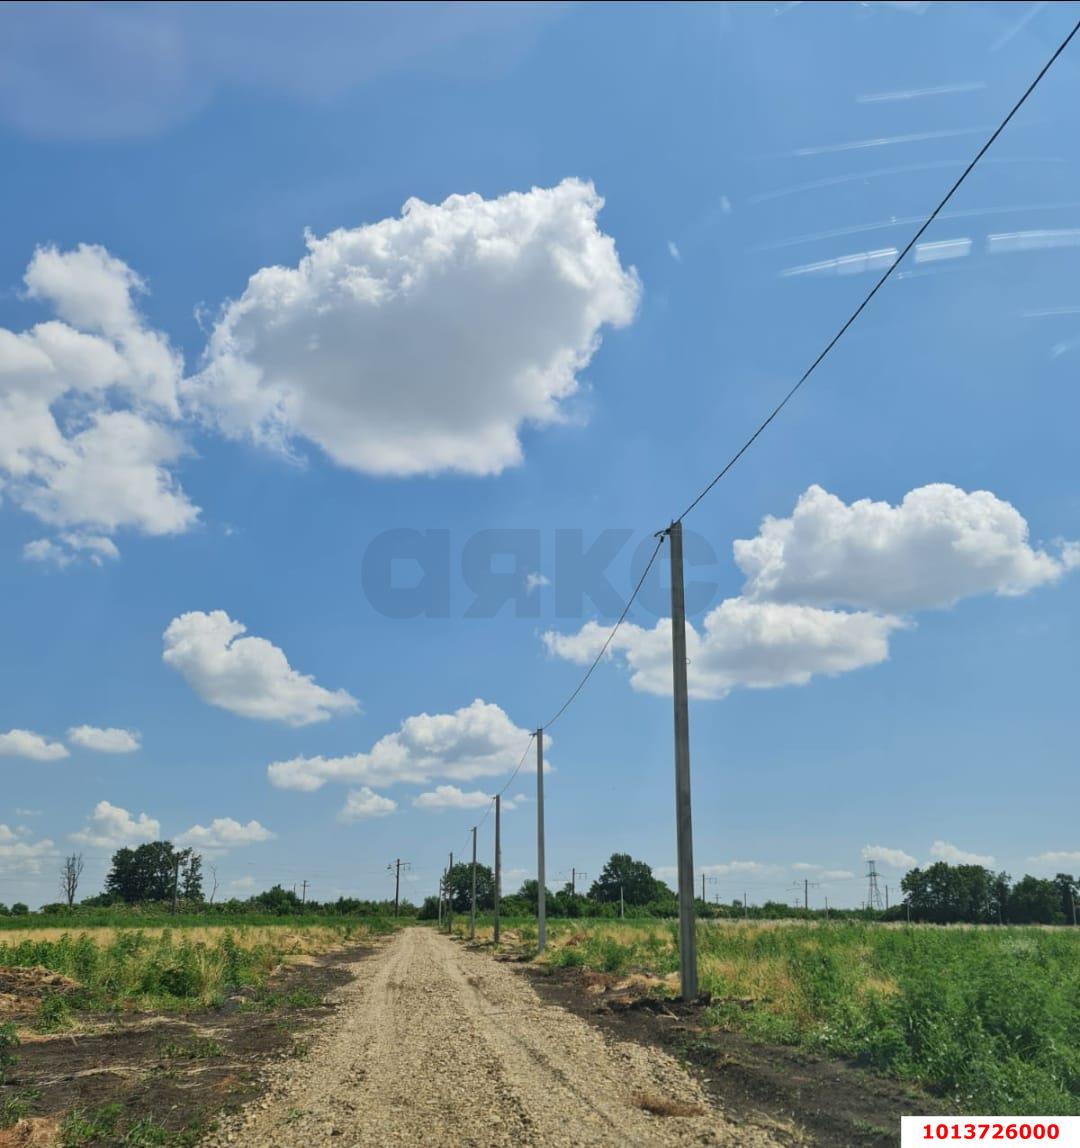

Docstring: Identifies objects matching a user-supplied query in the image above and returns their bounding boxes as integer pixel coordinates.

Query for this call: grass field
[0,919,396,1015]
[456,917,1080,1116]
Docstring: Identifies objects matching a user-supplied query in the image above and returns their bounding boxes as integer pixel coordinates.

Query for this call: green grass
[0,911,401,933]
[59,1103,208,1147]
[490,918,1080,1116]
[0,922,390,1012]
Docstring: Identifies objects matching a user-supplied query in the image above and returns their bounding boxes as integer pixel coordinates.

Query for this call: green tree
[514,879,553,913]
[444,862,494,913]
[10,903,28,916]
[250,884,303,914]
[1008,875,1063,924]
[105,841,202,904]
[588,853,667,906]
[1053,873,1078,923]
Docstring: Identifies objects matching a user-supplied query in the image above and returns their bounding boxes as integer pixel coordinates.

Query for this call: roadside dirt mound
[0,1117,60,1147]
[0,966,79,1017]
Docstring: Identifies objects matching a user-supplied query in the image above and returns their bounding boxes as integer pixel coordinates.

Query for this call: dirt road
[207,927,784,1147]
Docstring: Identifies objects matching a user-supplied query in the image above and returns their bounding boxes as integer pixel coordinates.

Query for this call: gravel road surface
[206,927,784,1147]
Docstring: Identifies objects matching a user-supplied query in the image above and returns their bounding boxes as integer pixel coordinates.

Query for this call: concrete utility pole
[469,826,478,940]
[886,885,890,912]
[619,883,624,919]
[438,869,444,928]
[494,795,502,944]
[537,727,546,953]
[701,873,706,903]
[666,521,697,1000]
[571,868,576,897]
[743,892,748,922]
[172,854,182,915]
[301,879,309,906]
[447,852,454,932]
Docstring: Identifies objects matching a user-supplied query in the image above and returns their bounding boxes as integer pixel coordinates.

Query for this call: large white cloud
[267,699,534,791]
[735,484,1078,613]
[339,788,397,821]
[862,845,917,869]
[1,245,197,558]
[68,725,141,753]
[929,840,995,867]
[175,817,276,852]
[543,600,903,700]
[1029,850,1080,867]
[187,180,639,477]
[70,800,160,848]
[0,729,69,761]
[162,610,358,726]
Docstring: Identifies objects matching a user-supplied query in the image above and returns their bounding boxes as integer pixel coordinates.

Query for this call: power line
[676,15,1080,525]
[543,534,665,731]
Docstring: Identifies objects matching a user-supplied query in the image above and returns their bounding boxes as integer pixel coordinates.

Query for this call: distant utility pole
[536,726,546,953]
[701,873,706,902]
[743,892,748,922]
[301,879,309,906]
[824,896,829,921]
[438,869,444,928]
[619,883,624,919]
[800,879,819,912]
[665,520,697,1001]
[469,826,478,940]
[493,795,502,944]
[885,885,890,912]
[387,859,410,916]
[447,852,453,932]
[865,860,884,912]
[172,854,182,915]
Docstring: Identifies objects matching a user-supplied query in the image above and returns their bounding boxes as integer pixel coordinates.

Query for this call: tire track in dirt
[205,928,785,1147]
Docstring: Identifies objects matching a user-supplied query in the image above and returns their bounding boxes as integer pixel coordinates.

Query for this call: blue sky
[2,1,1079,910]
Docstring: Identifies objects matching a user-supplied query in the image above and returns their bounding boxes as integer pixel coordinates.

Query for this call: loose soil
[0,947,363,1145]
[521,959,945,1147]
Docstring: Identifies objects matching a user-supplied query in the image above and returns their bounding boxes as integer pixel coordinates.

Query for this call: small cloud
[667,241,681,262]
[525,571,550,594]
[229,875,256,891]
[862,845,916,869]
[68,725,141,753]
[71,800,159,848]
[339,787,396,821]
[176,817,276,852]
[23,533,120,569]
[0,729,69,761]
[929,840,995,867]
[1028,850,1080,867]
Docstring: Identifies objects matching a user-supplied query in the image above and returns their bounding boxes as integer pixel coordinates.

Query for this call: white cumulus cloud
[71,800,160,848]
[735,483,1077,613]
[267,699,534,791]
[544,599,903,700]
[162,610,358,726]
[411,785,520,812]
[862,845,917,869]
[0,245,198,555]
[929,840,995,866]
[68,725,141,753]
[0,729,69,761]
[339,787,397,821]
[175,817,275,852]
[0,825,56,875]
[187,179,639,477]
[1028,850,1080,867]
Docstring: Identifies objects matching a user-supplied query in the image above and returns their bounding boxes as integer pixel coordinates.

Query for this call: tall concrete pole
[469,826,478,940]
[667,521,698,1000]
[447,852,453,933]
[537,727,546,953]
[438,869,444,928]
[494,795,502,944]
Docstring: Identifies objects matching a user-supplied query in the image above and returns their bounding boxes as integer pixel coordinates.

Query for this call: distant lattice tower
[866,859,885,911]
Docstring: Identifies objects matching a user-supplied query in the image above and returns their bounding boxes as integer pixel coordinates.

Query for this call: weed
[0,1021,17,1082]
[159,1037,224,1060]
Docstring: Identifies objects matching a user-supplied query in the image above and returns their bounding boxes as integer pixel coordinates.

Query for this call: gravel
[203,927,783,1147]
